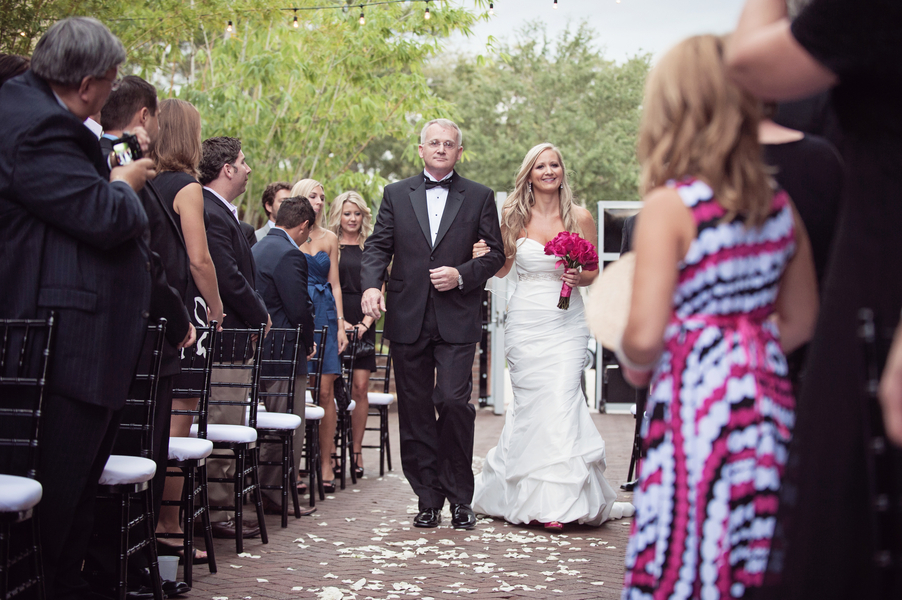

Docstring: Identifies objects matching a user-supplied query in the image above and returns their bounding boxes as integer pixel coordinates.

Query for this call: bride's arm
[473,227,515,279]
[576,206,599,286]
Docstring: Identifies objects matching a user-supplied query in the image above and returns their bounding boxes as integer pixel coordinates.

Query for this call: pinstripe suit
[0,70,153,598]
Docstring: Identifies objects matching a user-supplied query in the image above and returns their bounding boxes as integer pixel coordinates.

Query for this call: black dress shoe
[126,579,190,599]
[209,519,261,539]
[413,507,442,528]
[450,504,476,530]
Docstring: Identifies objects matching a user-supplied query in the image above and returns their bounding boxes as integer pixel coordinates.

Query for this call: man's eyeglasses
[425,139,457,150]
[96,75,121,91]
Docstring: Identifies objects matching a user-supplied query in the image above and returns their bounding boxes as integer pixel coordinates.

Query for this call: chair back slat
[171,323,218,440]
[208,325,266,428]
[307,327,328,405]
[0,313,56,480]
[116,320,168,459]
[341,328,358,382]
[368,329,393,395]
[258,325,303,414]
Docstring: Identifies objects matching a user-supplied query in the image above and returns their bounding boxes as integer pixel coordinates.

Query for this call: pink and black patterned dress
[622,178,797,600]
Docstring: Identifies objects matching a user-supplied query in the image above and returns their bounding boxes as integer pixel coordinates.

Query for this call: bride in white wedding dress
[472,143,632,531]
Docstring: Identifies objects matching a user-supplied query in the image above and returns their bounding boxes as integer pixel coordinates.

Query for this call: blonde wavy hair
[500,143,581,258]
[328,191,372,249]
[290,178,325,226]
[638,34,771,226]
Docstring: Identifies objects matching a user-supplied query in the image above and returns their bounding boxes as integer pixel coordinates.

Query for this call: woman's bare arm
[173,182,224,325]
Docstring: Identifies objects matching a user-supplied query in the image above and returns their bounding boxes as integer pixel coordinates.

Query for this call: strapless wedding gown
[473,238,627,525]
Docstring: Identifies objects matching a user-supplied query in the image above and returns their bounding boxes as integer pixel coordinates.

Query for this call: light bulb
[226,20,233,32]
[359,11,365,25]
[293,15,299,27]
[425,7,431,19]
[553,0,558,8]
[489,2,494,15]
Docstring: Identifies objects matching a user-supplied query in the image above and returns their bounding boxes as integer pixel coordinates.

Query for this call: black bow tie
[424,177,452,190]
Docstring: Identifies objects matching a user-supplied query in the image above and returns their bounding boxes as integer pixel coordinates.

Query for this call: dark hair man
[252,197,317,514]
[0,53,29,87]
[0,17,156,600]
[255,181,292,242]
[199,135,270,539]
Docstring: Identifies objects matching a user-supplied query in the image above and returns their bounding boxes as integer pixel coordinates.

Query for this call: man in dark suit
[0,17,157,600]
[251,197,317,514]
[199,136,270,538]
[361,118,505,530]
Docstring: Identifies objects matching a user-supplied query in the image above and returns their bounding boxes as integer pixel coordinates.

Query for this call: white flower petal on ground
[350,578,366,590]
[236,553,260,558]
[255,579,268,583]
[229,565,242,569]
[315,587,344,600]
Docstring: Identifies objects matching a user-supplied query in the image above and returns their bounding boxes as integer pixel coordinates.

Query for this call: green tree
[428,21,650,212]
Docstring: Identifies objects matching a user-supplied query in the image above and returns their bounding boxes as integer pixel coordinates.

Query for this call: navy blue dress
[305,250,340,375]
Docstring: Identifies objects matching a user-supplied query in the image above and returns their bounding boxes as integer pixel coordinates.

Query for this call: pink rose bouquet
[544,231,599,309]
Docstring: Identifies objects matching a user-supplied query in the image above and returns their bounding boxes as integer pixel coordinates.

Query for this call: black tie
[424,177,452,190]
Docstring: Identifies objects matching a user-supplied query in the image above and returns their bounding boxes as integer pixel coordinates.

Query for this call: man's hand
[879,321,902,446]
[177,323,197,349]
[130,126,151,154]
[362,288,386,320]
[307,342,317,361]
[429,266,460,292]
[265,313,272,337]
[111,157,156,192]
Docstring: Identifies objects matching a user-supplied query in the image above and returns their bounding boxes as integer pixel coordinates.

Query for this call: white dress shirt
[203,186,240,223]
[424,170,453,246]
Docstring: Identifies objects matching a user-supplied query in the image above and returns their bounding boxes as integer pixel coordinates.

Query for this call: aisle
[188,405,636,600]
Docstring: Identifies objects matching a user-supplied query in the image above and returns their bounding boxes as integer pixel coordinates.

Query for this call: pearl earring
[528,182,533,193]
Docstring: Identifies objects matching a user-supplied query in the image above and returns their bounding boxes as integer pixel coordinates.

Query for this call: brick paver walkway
[188,403,636,600]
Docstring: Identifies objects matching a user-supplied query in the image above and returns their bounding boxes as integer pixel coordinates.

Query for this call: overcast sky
[446,0,746,62]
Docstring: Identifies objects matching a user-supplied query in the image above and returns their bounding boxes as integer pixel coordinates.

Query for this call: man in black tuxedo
[361,118,505,529]
[0,17,157,600]
[251,197,317,513]
[199,136,270,539]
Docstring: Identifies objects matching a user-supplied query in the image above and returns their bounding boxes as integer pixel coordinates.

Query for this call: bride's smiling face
[529,148,564,194]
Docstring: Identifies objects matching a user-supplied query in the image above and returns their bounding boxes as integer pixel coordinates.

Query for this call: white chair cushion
[630,403,637,417]
[0,474,42,512]
[190,423,257,443]
[169,437,214,461]
[305,404,325,420]
[99,455,156,485]
[257,412,302,430]
[334,398,356,411]
[368,392,394,406]
[305,391,314,404]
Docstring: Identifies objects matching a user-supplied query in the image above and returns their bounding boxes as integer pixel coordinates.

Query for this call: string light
[489,2,494,16]
[553,0,558,8]
[359,5,365,24]
[226,19,233,32]
[424,0,430,20]
[293,9,299,27]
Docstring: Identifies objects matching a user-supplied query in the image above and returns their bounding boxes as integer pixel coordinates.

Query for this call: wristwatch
[457,274,464,290]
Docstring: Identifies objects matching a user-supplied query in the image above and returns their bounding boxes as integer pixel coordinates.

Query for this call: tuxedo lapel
[433,178,464,250]
[408,180,433,248]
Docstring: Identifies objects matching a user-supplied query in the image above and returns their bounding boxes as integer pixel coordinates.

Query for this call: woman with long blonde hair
[471,143,630,531]
[292,178,348,492]
[619,35,818,598]
[328,191,380,478]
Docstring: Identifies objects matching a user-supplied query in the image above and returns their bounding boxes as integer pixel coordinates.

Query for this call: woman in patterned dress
[619,35,819,599]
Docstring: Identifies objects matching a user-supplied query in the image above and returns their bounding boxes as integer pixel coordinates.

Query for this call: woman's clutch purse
[585,252,635,354]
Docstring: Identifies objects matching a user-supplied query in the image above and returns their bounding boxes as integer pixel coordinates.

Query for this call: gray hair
[31,17,126,88]
[419,118,462,147]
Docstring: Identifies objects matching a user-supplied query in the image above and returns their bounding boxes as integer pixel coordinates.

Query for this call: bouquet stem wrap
[543,231,600,310]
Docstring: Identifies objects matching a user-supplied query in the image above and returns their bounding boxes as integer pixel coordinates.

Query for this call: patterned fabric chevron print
[622,178,797,600]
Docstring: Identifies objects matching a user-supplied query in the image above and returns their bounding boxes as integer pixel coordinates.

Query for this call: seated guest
[252,197,317,514]
[199,136,270,539]
[256,181,291,242]
[0,17,156,600]
[0,53,29,87]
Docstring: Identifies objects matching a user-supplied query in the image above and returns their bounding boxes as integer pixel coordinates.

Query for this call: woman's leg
[318,374,337,482]
[350,368,370,470]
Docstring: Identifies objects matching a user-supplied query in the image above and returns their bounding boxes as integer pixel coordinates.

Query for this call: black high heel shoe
[352,452,364,478]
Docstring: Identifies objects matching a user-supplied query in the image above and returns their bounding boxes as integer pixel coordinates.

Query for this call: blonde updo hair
[638,34,771,226]
[290,178,325,226]
[328,191,372,250]
[500,143,581,258]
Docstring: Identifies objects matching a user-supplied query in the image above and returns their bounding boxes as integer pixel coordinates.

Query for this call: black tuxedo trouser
[36,394,121,600]
[392,296,477,510]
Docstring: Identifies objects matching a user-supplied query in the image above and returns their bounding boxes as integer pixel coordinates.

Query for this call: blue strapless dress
[305,250,340,375]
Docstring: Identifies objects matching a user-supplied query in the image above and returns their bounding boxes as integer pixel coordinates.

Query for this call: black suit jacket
[240,220,257,249]
[361,171,504,344]
[0,71,152,409]
[252,228,315,375]
[202,188,268,330]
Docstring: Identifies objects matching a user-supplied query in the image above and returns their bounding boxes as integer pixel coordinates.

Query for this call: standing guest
[95,77,198,589]
[240,220,257,249]
[149,98,224,556]
[199,136,270,539]
[328,191,380,478]
[0,17,157,600]
[727,1,902,597]
[256,181,292,242]
[252,197,317,515]
[361,118,505,530]
[291,178,348,493]
[618,35,818,599]
[471,144,630,531]
[0,53,29,87]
